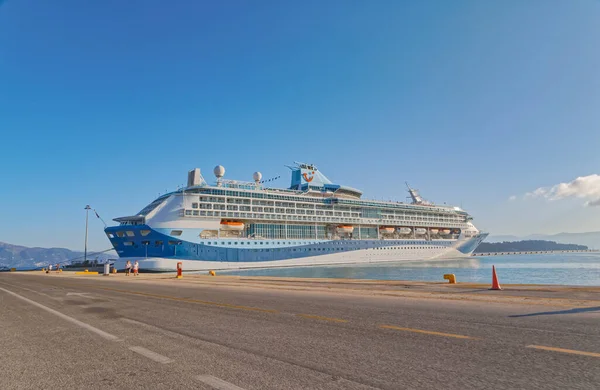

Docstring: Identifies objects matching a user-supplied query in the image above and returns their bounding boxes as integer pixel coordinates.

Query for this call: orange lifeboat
[440,229,451,235]
[379,227,395,234]
[429,228,439,234]
[220,221,245,231]
[336,225,354,234]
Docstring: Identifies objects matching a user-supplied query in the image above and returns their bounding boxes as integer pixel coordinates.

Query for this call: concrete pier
[1,272,599,389]
[473,249,598,256]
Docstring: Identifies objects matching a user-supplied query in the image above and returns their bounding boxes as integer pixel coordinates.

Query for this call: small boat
[397,227,412,235]
[336,225,354,234]
[379,227,395,234]
[220,221,245,231]
[439,229,451,235]
[415,228,427,235]
[429,228,439,234]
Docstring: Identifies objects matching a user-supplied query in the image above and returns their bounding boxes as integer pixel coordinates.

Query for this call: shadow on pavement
[509,306,600,318]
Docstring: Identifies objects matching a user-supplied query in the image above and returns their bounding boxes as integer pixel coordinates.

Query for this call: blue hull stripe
[106,225,485,263]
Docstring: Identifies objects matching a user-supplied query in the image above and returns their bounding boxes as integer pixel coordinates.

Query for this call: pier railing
[473,249,598,256]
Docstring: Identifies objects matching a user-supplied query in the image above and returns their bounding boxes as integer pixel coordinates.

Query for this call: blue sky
[1,0,599,251]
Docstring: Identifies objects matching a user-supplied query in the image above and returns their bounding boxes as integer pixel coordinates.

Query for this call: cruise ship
[105,163,488,271]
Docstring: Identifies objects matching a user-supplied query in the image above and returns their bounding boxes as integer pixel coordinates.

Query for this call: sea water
[222,252,600,286]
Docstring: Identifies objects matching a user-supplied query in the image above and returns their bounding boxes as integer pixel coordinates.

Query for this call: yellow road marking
[94,286,278,314]
[526,345,600,358]
[296,314,348,323]
[379,325,478,340]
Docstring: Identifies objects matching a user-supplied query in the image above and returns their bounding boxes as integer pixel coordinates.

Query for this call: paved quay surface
[1,272,600,389]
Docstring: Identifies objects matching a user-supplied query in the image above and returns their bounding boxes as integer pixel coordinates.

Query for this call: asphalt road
[1,273,599,390]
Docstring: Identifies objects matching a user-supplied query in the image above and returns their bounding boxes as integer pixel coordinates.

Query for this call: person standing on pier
[133,260,139,276]
[125,260,131,276]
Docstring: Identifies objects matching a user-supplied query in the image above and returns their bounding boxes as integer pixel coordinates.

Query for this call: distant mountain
[486,234,520,242]
[0,242,115,270]
[476,240,588,253]
[487,232,600,250]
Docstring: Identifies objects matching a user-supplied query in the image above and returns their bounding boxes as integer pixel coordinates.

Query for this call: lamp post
[84,205,91,264]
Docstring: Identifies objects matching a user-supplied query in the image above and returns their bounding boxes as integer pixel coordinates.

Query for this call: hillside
[476,240,588,253]
[0,242,114,270]
[487,232,600,250]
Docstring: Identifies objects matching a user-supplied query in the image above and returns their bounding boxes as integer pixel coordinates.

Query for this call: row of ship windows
[120,237,433,246]
[183,210,462,226]
[196,189,456,213]
[189,206,361,217]
[190,204,461,221]
[119,241,436,251]
[186,208,461,220]
[108,225,464,241]
[197,190,333,204]
[109,230,152,238]
[194,197,462,219]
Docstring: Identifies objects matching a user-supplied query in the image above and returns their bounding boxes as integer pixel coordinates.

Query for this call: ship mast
[406,182,430,205]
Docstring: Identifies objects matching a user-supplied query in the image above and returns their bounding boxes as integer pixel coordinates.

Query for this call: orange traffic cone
[490,265,502,290]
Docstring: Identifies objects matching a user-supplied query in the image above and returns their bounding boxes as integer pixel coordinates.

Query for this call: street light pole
[84,205,91,264]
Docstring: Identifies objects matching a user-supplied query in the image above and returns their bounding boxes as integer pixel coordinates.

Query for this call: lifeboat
[336,225,354,234]
[429,228,439,234]
[415,228,427,235]
[220,221,245,231]
[452,229,461,234]
[397,227,412,235]
[439,229,451,235]
[379,227,395,235]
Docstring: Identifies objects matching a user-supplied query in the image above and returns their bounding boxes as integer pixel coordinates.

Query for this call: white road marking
[129,346,174,364]
[0,282,62,300]
[0,286,119,341]
[195,375,245,390]
[66,292,93,298]
[121,318,152,327]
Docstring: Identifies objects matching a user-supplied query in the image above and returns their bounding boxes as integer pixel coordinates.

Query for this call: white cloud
[508,195,517,201]
[525,174,600,207]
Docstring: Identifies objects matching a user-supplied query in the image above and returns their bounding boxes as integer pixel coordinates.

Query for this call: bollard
[209,270,216,276]
[443,274,456,284]
[112,268,117,274]
[176,262,183,279]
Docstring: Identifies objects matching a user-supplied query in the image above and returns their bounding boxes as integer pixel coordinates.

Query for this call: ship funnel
[187,168,205,187]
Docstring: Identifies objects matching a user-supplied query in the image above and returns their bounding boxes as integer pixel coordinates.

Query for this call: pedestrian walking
[133,260,139,276]
[125,260,131,276]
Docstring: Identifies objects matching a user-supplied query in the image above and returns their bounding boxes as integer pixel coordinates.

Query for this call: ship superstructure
[105,163,488,271]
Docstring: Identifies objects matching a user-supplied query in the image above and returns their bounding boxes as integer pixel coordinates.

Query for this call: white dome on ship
[253,171,262,182]
[213,165,225,178]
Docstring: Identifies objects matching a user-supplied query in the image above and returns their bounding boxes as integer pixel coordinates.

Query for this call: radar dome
[213,165,225,178]
[253,172,262,182]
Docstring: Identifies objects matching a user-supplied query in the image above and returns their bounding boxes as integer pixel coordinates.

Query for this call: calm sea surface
[222,252,600,286]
